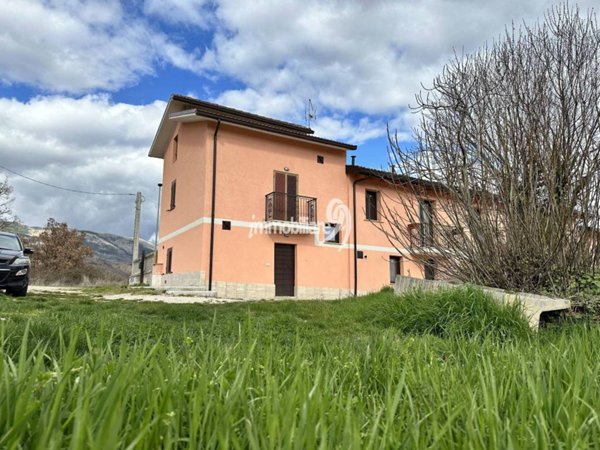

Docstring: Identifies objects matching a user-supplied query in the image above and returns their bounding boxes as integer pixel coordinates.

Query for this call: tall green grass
[373,286,532,340]
[0,320,599,449]
[0,289,598,448]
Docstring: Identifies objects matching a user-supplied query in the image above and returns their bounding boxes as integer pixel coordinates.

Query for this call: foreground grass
[0,289,599,449]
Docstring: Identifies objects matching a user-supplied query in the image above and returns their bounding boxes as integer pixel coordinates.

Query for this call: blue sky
[0,0,592,239]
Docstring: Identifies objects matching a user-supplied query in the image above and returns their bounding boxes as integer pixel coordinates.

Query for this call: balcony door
[274,172,298,221]
[419,200,434,246]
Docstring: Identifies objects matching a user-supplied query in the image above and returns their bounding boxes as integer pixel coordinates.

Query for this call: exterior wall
[152,119,435,299]
[351,176,430,292]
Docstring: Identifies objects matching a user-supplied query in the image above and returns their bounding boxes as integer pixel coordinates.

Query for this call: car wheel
[9,285,28,297]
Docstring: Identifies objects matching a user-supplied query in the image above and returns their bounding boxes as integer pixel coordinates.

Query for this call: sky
[0,0,595,240]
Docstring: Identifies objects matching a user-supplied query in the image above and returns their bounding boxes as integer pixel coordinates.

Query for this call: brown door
[274,172,298,221]
[274,243,295,296]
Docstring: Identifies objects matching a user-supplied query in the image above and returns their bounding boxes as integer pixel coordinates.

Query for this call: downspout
[352,176,369,297]
[208,119,221,292]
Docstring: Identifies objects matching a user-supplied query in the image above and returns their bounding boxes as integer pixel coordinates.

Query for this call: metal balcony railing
[408,222,435,247]
[265,192,317,225]
[408,222,462,248]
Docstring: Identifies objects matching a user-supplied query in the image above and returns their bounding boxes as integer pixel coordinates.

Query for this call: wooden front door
[274,172,298,221]
[274,243,295,296]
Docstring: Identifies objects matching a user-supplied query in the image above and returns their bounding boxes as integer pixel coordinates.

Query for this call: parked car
[0,231,32,297]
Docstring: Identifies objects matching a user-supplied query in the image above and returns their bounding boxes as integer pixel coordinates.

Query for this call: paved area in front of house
[29,285,243,304]
[100,293,241,304]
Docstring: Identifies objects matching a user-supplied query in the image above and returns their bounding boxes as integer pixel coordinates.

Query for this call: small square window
[222,220,231,230]
[356,251,364,259]
[317,155,324,164]
[324,223,340,243]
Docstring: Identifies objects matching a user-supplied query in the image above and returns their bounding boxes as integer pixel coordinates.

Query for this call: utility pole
[131,191,142,280]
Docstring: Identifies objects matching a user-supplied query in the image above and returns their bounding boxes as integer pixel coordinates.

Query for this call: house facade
[149,95,438,299]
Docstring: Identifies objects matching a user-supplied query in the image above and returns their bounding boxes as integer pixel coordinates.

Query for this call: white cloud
[0,0,206,93]
[144,0,213,27]
[312,116,385,145]
[200,0,599,142]
[0,95,164,238]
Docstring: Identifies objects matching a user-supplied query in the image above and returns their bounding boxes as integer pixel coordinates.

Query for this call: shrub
[569,274,600,318]
[373,286,531,340]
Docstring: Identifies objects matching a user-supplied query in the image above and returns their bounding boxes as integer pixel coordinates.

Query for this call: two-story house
[149,95,438,299]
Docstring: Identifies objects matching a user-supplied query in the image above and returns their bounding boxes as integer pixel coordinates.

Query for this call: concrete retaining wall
[394,276,571,329]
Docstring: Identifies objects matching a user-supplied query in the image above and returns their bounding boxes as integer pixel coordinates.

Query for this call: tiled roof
[172,94,357,151]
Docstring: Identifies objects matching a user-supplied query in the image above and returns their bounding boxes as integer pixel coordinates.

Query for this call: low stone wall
[394,276,571,329]
[152,271,206,289]
[212,280,276,299]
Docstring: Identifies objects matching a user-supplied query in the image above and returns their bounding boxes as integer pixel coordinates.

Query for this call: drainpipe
[352,176,368,297]
[208,120,221,292]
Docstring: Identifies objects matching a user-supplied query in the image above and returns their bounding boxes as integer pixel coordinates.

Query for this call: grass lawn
[0,287,599,449]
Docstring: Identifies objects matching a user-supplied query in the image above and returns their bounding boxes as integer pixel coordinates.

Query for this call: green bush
[373,286,531,340]
[569,273,600,317]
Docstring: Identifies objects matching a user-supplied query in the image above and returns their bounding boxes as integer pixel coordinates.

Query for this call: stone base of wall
[213,281,276,300]
[151,271,365,300]
[296,286,353,300]
[152,271,206,289]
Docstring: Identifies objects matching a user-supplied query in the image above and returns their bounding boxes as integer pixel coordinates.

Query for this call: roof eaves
[172,94,315,135]
[346,165,441,188]
[181,108,357,150]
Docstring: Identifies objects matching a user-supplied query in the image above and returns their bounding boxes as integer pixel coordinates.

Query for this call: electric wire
[0,164,136,196]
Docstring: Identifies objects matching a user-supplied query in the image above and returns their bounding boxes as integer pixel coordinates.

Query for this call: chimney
[351,155,356,166]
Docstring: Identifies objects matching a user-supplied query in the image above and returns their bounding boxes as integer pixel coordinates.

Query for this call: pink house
[149,95,437,299]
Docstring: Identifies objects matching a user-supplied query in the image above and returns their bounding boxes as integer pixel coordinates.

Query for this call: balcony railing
[408,222,434,248]
[265,192,317,226]
[408,223,462,249]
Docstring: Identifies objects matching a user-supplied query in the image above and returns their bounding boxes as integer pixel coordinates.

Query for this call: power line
[0,164,136,196]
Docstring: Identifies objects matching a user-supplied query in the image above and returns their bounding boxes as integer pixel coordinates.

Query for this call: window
[169,180,176,210]
[222,220,231,230]
[424,259,436,280]
[389,256,402,283]
[324,223,340,243]
[419,200,434,246]
[317,155,324,164]
[366,190,378,220]
[173,135,178,162]
[166,248,173,274]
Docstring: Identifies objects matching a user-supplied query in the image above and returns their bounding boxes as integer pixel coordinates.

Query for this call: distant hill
[10,223,154,281]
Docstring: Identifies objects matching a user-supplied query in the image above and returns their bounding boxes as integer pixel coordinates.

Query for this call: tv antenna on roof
[305,99,317,128]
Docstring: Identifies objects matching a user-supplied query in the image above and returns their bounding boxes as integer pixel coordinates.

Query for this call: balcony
[408,223,461,252]
[264,192,318,234]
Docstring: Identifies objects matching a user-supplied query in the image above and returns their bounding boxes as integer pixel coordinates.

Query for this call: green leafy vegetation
[373,286,532,340]
[569,274,600,318]
[0,288,598,448]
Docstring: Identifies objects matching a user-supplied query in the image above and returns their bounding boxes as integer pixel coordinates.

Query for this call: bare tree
[382,4,600,293]
[31,218,93,284]
[0,176,15,230]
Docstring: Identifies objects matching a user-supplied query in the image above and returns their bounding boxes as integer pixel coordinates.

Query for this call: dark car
[0,231,32,297]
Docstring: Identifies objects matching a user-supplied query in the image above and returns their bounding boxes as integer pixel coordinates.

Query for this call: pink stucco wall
[154,119,433,296]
